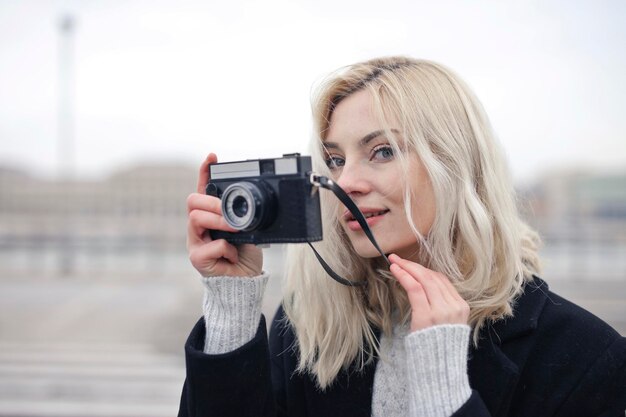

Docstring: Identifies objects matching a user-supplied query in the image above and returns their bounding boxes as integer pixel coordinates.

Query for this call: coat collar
[490,276,550,343]
[467,276,550,417]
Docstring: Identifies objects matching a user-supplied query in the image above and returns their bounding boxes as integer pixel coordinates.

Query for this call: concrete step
[0,342,184,417]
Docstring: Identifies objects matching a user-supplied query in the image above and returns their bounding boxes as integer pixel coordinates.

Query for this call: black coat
[178,278,626,416]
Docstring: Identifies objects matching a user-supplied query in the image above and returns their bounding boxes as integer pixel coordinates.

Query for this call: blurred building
[0,164,197,278]
[521,169,626,240]
[520,169,626,280]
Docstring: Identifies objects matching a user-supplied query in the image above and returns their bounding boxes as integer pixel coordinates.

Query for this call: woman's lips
[345,209,390,231]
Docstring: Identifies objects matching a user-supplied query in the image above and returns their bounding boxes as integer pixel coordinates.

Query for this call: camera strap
[308,174,391,287]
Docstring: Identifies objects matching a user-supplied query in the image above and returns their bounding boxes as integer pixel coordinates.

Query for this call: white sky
[0,0,625,184]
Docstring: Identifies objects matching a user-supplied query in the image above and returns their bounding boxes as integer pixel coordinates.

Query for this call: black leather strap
[308,174,391,287]
[307,242,366,287]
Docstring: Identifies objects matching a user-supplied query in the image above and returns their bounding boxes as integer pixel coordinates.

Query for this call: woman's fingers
[390,264,428,305]
[388,254,447,307]
[187,193,222,214]
[437,271,467,303]
[187,193,238,238]
[188,209,237,244]
[189,239,239,270]
[389,264,430,322]
[430,272,459,307]
[196,153,217,194]
[388,253,469,331]
[428,270,470,318]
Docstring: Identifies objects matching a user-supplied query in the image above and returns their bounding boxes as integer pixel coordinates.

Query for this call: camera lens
[221,181,276,231]
[232,196,249,218]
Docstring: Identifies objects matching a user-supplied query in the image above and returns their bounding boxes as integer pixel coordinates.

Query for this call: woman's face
[324,89,436,261]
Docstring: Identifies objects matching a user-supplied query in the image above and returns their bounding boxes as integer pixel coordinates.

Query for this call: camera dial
[221,181,276,231]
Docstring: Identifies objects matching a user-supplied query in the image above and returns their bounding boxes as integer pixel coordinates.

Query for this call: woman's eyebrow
[324,129,399,149]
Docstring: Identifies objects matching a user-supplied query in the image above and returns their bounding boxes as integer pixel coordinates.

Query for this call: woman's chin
[355,249,381,259]
[348,235,422,262]
[350,241,387,259]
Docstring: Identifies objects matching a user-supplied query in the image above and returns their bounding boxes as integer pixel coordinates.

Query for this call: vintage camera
[206,153,322,245]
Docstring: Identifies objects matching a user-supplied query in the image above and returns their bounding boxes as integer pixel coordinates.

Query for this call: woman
[180,57,626,417]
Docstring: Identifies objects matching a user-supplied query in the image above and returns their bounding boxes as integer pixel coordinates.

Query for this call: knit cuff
[201,272,269,354]
[404,324,472,417]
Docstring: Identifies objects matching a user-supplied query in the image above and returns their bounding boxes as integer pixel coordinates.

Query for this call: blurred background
[0,0,624,415]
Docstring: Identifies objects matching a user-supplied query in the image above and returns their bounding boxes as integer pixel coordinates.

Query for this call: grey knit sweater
[202,273,471,417]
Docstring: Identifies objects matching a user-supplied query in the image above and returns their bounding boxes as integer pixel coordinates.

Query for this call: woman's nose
[336,162,371,196]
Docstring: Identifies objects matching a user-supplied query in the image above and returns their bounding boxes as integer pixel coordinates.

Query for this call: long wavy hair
[282,56,541,389]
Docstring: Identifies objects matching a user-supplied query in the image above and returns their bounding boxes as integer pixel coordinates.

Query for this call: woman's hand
[388,253,469,333]
[186,153,263,277]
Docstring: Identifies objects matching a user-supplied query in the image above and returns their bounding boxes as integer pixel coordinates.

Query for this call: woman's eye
[371,145,394,161]
[324,155,345,169]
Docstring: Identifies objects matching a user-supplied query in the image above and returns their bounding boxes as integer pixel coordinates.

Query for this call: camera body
[206,153,322,245]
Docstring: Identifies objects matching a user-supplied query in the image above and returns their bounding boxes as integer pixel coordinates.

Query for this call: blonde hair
[282,56,541,389]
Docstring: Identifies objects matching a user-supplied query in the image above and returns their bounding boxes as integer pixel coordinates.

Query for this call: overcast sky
[0,0,624,184]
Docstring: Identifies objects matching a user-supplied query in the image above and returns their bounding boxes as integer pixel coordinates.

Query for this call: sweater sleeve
[201,272,269,354]
[404,324,472,417]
